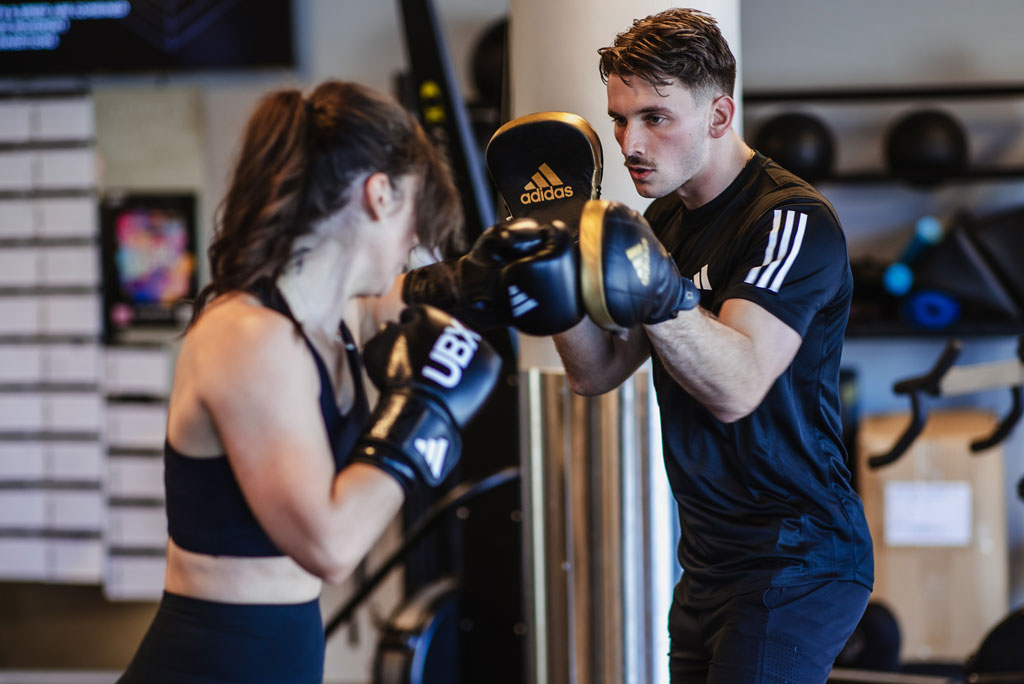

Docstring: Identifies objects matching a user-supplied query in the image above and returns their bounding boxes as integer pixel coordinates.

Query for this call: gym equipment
[962,205,1024,313]
[353,305,503,492]
[911,214,1022,324]
[395,3,523,682]
[398,0,494,241]
[882,216,945,297]
[579,198,699,332]
[835,601,902,672]
[465,17,508,161]
[885,109,968,187]
[374,579,461,684]
[402,217,584,336]
[829,606,1024,684]
[867,336,1024,485]
[902,290,962,330]
[324,467,519,682]
[964,607,1024,683]
[520,369,677,684]
[485,111,603,230]
[754,111,836,183]
[849,257,903,326]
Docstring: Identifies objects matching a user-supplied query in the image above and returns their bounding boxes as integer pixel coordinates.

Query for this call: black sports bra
[164,283,371,557]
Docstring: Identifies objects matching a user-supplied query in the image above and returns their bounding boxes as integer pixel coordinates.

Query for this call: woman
[117,80,465,683]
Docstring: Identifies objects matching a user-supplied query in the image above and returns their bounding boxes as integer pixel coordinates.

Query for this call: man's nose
[620,122,644,157]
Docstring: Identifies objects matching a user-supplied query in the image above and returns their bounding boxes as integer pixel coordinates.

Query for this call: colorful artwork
[101,194,197,338]
[114,208,194,305]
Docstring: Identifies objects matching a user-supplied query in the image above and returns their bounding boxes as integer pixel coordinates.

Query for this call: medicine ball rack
[747,83,1024,338]
[744,82,1024,183]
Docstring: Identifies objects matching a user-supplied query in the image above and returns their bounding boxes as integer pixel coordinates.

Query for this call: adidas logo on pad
[414,437,450,479]
[520,163,575,205]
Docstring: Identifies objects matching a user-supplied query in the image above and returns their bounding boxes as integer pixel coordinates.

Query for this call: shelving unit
[102,344,171,601]
[0,92,175,601]
[745,82,1024,338]
[747,82,1024,183]
[0,91,106,585]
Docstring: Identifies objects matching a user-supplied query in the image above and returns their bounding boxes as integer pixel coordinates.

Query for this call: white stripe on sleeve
[755,210,796,288]
[744,210,783,284]
[768,212,807,292]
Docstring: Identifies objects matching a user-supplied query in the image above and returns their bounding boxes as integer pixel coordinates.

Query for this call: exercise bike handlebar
[868,339,962,469]
[324,466,521,639]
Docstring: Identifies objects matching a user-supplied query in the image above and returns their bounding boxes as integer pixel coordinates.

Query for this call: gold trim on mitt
[580,199,623,333]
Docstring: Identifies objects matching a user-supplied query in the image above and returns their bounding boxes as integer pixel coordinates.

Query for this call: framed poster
[100,193,197,342]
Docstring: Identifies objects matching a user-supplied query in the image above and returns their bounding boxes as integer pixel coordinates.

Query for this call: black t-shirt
[644,152,873,605]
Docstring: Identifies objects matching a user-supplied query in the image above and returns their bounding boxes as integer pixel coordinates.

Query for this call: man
[552,8,873,683]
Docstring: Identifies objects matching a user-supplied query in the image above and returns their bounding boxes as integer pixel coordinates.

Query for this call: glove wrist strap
[352,390,462,489]
[646,276,700,324]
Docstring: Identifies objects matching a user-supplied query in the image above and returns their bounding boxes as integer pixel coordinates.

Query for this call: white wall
[740,0,1024,613]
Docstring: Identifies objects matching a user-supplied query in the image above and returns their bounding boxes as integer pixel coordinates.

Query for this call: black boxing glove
[579,199,699,333]
[351,305,501,492]
[402,217,583,336]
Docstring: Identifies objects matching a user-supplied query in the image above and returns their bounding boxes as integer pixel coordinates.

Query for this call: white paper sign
[884,480,972,547]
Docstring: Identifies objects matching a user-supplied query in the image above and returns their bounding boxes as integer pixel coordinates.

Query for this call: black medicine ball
[754,112,835,183]
[885,109,968,187]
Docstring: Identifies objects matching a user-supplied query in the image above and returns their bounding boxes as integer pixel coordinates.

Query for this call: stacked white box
[102,343,174,600]
[0,93,104,586]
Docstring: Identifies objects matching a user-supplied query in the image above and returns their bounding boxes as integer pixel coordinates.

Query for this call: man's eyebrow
[608,105,673,117]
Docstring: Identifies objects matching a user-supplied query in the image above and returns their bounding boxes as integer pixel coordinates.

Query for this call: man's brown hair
[598,8,736,101]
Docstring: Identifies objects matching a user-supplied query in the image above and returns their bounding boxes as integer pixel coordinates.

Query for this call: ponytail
[193,90,312,319]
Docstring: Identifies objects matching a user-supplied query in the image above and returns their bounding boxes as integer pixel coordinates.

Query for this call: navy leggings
[117,592,325,684]
[669,579,870,684]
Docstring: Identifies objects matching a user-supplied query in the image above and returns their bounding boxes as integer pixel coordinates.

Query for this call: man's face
[607,74,713,199]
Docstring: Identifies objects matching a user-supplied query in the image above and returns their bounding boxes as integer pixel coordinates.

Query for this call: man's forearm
[646,296,804,422]
[645,306,774,423]
[553,316,648,396]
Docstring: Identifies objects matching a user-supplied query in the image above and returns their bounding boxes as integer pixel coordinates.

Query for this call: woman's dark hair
[598,8,736,101]
[192,80,461,320]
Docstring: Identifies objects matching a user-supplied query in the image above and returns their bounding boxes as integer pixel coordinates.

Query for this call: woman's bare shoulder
[180,292,314,394]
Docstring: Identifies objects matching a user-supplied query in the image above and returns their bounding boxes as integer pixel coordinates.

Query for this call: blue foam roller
[904,290,961,329]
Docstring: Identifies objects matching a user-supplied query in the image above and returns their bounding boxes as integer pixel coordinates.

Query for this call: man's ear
[363,172,396,220]
[708,94,736,139]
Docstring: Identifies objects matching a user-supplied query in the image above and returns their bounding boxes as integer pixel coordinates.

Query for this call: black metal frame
[867,336,1024,501]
